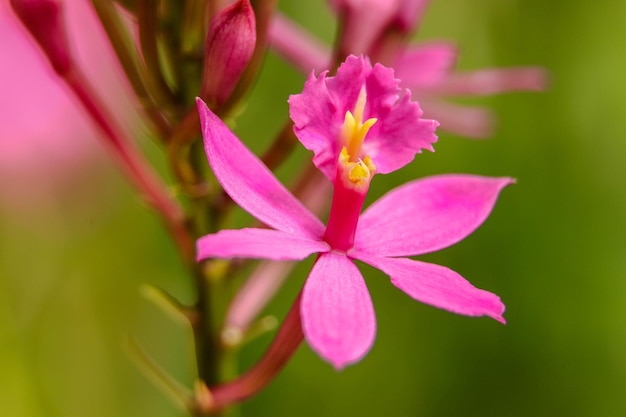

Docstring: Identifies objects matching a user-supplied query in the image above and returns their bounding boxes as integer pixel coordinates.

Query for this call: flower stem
[198,293,304,413]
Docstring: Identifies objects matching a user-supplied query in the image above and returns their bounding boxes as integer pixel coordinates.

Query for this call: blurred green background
[2,0,626,416]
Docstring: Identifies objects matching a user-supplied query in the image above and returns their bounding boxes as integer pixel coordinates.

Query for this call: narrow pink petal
[352,253,505,322]
[197,99,325,239]
[393,0,432,32]
[197,228,329,261]
[268,13,330,73]
[420,99,495,138]
[354,174,514,257]
[394,42,459,89]
[301,252,376,369]
[434,67,549,96]
[225,260,295,331]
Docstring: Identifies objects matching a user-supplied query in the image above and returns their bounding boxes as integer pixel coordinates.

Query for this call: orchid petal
[197,228,329,261]
[197,99,325,239]
[419,99,495,139]
[393,0,432,32]
[289,70,344,180]
[301,252,376,369]
[433,67,549,96]
[354,174,514,257]
[394,42,458,89]
[352,253,505,322]
[268,13,330,73]
[362,83,438,174]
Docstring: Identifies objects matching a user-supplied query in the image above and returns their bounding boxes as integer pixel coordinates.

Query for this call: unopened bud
[10,0,72,75]
[201,0,256,106]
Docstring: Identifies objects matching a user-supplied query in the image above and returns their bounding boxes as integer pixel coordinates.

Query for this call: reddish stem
[205,293,304,411]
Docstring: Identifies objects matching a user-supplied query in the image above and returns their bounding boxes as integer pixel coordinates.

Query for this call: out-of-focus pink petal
[352,253,505,322]
[354,174,514,257]
[393,42,458,89]
[432,67,549,96]
[419,98,495,139]
[196,228,329,261]
[268,12,330,73]
[301,252,376,369]
[225,260,294,332]
[197,99,325,239]
[330,0,398,55]
[393,0,431,32]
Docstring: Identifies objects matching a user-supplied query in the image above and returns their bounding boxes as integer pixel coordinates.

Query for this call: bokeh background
[2,0,625,416]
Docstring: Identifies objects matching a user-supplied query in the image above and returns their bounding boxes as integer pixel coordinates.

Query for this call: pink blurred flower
[0,0,136,207]
[195,57,511,368]
[268,1,547,138]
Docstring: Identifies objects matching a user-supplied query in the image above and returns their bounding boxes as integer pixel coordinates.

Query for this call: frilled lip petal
[196,228,330,261]
[197,99,325,239]
[289,55,438,179]
[301,252,376,370]
[354,174,514,257]
[352,252,505,323]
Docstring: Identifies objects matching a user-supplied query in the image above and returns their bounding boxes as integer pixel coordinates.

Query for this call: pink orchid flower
[269,3,546,138]
[196,57,512,369]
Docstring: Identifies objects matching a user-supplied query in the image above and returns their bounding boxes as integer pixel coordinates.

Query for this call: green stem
[90,0,172,138]
[137,0,181,109]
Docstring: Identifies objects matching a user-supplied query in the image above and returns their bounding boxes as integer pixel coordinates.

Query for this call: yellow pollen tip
[338,147,376,189]
[348,161,369,184]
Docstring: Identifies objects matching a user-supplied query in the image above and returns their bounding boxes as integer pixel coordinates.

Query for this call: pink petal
[196,228,329,261]
[362,83,438,174]
[301,252,376,369]
[394,42,459,89]
[420,99,495,138]
[197,99,325,239]
[268,13,331,73]
[289,70,344,180]
[393,0,431,32]
[333,0,398,55]
[354,174,514,257]
[352,253,505,322]
[433,67,549,97]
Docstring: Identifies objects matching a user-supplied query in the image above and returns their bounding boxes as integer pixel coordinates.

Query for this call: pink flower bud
[10,0,72,75]
[201,0,256,106]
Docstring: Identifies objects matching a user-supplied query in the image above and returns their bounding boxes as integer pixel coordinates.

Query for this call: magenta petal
[301,252,376,369]
[420,99,495,139]
[353,253,505,322]
[394,42,459,89]
[434,67,549,96]
[289,71,344,180]
[197,99,325,239]
[196,228,329,261]
[354,174,514,257]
